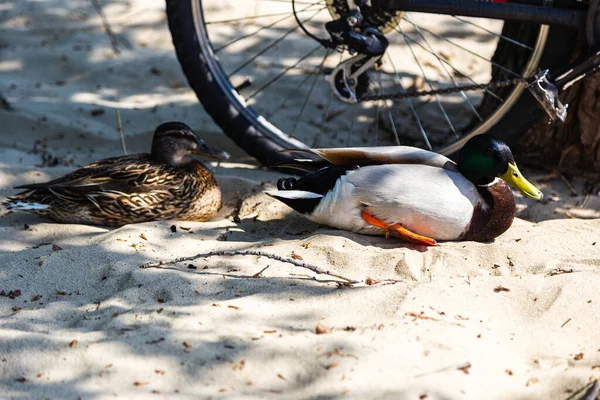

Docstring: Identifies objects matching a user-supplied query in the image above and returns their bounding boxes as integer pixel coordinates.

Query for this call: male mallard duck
[266,134,543,246]
[3,121,230,227]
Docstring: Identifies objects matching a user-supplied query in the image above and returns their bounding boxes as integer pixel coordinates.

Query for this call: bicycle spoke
[402,17,522,77]
[321,52,343,123]
[206,9,322,25]
[229,7,326,76]
[290,48,331,138]
[375,68,383,145]
[264,73,313,120]
[347,102,359,146]
[388,110,401,145]
[247,44,323,101]
[452,16,532,50]
[215,3,323,53]
[404,13,483,122]
[387,53,432,150]
[400,33,504,103]
[397,22,458,137]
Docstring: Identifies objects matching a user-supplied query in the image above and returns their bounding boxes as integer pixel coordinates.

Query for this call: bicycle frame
[371,0,587,28]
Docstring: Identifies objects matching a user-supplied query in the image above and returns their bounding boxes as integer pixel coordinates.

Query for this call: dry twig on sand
[566,379,600,400]
[116,110,127,155]
[565,379,600,400]
[582,380,600,400]
[546,167,578,196]
[414,361,472,378]
[140,250,359,283]
[546,267,579,277]
[90,0,124,54]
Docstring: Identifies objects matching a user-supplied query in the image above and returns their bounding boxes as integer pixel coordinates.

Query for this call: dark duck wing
[5,121,230,226]
[7,155,138,205]
[12,154,149,199]
[268,145,459,215]
[279,146,459,171]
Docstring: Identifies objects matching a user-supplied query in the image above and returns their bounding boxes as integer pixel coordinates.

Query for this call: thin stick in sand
[567,380,600,400]
[116,109,127,155]
[90,0,122,54]
[414,361,472,378]
[582,380,600,400]
[140,250,359,283]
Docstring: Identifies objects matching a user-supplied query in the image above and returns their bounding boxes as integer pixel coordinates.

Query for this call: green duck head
[151,121,230,167]
[458,134,543,201]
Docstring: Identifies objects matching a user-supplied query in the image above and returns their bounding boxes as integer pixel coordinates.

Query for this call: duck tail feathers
[265,190,323,200]
[13,182,49,190]
[3,198,50,211]
[265,190,323,215]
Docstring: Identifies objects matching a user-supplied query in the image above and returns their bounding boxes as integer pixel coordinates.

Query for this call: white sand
[1,1,600,399]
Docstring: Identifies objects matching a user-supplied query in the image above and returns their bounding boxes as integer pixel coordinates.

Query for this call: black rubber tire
[166,0,297,167]
[166,0,578,164]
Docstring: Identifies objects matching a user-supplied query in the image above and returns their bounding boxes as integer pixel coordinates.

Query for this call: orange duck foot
[360,210,437,246]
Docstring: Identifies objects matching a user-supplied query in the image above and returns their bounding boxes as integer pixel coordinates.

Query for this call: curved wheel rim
[438,24,548,156]
[192,0,549,154]
[192,0,310,151]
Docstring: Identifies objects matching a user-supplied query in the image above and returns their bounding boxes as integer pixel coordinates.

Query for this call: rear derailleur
[324,7,388,103]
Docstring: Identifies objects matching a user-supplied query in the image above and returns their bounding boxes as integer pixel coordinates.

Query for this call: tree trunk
[515,65,600,172]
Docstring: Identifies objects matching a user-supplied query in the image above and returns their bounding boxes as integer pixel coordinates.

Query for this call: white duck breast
[308,164,484,240]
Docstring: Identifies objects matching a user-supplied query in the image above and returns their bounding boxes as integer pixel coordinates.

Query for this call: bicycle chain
[357,76,529,102]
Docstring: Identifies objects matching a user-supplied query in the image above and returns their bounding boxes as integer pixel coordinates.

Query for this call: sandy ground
[1,1,600,399]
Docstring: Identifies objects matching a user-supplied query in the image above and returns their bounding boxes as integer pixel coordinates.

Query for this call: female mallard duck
[266,134,543,246]
[4,121,230,227]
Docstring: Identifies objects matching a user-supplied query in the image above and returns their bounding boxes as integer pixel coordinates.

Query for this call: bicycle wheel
[166,0,576,166]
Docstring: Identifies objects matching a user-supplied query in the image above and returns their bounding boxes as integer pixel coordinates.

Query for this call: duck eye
[513,172,519,177]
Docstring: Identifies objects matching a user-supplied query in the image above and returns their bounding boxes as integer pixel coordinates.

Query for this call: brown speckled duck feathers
[4,122,230,227]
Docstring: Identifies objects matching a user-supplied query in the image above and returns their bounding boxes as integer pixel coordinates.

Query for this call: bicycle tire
[167,0,299,166]
[166,0,578,166]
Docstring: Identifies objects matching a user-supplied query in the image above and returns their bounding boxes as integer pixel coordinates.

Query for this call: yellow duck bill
[500,163,544,201]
